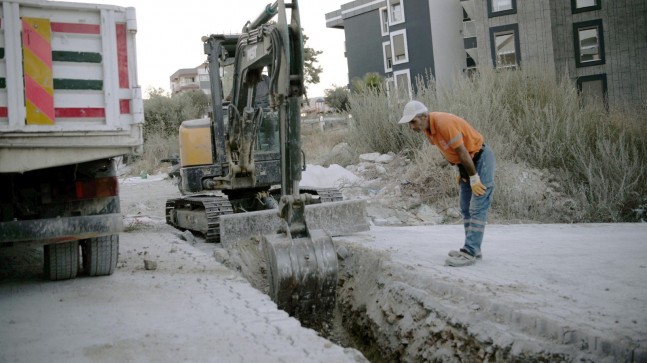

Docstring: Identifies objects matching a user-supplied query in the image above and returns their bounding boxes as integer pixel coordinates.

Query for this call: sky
[72,0,350,98]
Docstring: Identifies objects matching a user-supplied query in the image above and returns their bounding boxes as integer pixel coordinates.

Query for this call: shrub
[129,132,178,176]
[347,86,422,155]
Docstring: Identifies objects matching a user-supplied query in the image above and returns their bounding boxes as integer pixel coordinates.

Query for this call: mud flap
[262,228,337,325]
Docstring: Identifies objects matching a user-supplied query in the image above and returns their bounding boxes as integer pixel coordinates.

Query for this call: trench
[217,237,542,363]
[217,236,580,363]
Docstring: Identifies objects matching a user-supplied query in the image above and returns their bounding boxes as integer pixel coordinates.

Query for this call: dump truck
[0,0,143,280]
[164,0,368,324]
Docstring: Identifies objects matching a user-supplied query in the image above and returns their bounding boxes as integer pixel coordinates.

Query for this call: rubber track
[300,187,343,203]
[166,196,234,243]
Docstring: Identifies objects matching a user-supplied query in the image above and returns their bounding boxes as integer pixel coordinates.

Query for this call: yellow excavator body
[179,118,213,167]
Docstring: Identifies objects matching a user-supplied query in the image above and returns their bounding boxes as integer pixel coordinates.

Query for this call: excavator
[164,0,368,323]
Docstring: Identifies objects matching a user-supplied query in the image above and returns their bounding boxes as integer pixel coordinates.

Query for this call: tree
[143,90,210,138]
[363,72,383,92]
[350,73,384,93]
[302,31,323,88]
[324,86,350,112]
[176,90,210,121]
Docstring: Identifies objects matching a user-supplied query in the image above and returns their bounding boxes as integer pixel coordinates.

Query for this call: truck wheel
[43,241,79,281]
[81,234,119,276]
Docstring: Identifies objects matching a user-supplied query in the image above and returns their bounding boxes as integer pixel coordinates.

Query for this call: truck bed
[0,0,143,173]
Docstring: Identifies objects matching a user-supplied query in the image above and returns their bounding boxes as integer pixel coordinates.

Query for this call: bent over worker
[398,100,496,267]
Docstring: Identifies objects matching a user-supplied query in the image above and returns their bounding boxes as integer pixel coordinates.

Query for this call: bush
[132,89,209,175]
[129,132,178,176]
[324,86,350,112]
[143,89,209,139]
[347,86,422,155]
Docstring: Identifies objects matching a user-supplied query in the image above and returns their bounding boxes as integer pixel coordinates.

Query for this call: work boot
[448,249,482,259]
[445,251,476,267]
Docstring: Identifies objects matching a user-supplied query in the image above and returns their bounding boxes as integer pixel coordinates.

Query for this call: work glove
[469,174,487,196]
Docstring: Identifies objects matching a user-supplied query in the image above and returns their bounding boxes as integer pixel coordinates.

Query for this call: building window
[379,7,389,36]
[487,0,517,18]
[489,24,520,68]
[388,0,405,25]
[383,41,393,72]
[394,69,411,100]
[574,19,605,67]
[577,74,607,106]
[571,0,601,14]
[390,29,409,65]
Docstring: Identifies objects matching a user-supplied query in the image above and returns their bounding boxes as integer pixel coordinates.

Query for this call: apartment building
[169,62,210,95]
[325,0,647,108]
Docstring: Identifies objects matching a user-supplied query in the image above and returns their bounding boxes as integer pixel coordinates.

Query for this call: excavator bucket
[263,228,337,325]
[218,199,369,249]
[219,198,369,326]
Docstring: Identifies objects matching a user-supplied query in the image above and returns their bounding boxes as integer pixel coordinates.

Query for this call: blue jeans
[459,144,495,257]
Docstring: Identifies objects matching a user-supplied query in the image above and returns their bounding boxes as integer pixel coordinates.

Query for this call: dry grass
[301,119,356,166]
[129,132,179,176]
[346,64,647,223]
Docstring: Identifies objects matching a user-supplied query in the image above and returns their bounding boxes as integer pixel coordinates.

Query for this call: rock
[178,230,196,244]
[336,245,350,260]
[416,205,444,224]
[143,259,157,270]
[446,207,461,219]
[323,142,357,167]
[376,154,394,164]
[213,248,229,263]
[359,152,381,162]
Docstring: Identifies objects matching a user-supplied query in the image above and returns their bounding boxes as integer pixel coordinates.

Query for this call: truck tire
[43,241,79,281]
[81,234,119,276]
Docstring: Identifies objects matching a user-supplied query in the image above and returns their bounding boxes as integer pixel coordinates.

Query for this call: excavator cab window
[256,111,279,152]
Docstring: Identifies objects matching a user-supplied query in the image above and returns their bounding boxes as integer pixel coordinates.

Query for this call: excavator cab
[165,0,368,324]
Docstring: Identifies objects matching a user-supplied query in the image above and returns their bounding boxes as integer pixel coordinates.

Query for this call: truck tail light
[75,176,119,200]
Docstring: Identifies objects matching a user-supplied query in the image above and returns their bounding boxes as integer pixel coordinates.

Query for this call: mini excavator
[165,0,368,323]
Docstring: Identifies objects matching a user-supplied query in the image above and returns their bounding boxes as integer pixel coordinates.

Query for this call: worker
[398,100,496,267]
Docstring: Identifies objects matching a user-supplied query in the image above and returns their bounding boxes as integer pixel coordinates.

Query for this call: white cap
[398,100,428,124]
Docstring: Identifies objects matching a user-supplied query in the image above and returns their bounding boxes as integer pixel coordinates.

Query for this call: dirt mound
[338,149,577,225]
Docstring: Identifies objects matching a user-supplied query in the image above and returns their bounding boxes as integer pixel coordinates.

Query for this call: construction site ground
[0,166,645,362]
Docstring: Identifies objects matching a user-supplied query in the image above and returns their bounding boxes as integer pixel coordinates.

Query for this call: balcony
[463,21,476,39]
[461,0,476,21]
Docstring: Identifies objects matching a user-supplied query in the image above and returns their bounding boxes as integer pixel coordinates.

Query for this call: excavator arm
[167,0,369,327]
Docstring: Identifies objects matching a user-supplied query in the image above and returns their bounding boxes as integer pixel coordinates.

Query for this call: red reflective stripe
[0,107,7,117]
[51,22,100,35]
[119,99,131,114]
[116,23,129,88]
[25,75,56,121]
[55,108,106,118]
[22,19,53,69]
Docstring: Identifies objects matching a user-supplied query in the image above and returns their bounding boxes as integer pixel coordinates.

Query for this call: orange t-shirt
[423,112,484,165]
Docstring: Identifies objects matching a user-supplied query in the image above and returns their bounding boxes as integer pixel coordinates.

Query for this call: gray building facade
[326,0,464,99]
[326,0,647,108]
